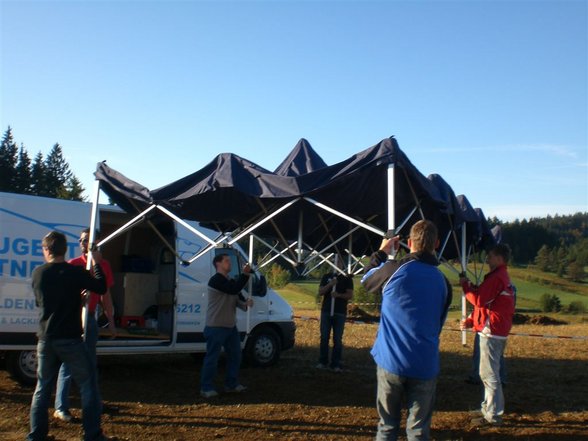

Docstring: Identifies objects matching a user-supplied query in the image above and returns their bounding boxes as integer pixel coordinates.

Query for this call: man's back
[372,258,448,380]
[32,262,106,339]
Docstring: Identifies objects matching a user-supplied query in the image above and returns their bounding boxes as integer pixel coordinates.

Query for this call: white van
[0,191,295,385]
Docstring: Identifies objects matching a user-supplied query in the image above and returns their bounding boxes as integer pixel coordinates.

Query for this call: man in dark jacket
[28,231,112,441]
[316,270,353,372]
[362,220,452,441]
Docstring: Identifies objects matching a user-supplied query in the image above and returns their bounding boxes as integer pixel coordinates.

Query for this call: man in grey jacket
[200,253,253,398]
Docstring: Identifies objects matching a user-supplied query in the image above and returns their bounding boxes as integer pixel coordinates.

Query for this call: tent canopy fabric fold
[273,138,327,177]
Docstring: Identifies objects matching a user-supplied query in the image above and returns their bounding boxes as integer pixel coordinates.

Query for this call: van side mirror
[251,273,267,297]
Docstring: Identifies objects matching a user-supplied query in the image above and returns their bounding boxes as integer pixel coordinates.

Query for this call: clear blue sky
[1,0,586,221]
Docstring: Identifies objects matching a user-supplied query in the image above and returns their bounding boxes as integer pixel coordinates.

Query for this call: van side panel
[0,192,88,347]
[174,224,209,347]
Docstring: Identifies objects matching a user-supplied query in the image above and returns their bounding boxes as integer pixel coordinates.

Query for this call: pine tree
[0,126,18,191]
[59,176,85,201]
[14,144,32,194]
[534,245,551,272]
[567,260,585,282]
[44,143,72,198]
[31,152,47,196]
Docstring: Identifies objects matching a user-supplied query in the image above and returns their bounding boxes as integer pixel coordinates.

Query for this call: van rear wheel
[244,327,280,367]
[7,350,37,386]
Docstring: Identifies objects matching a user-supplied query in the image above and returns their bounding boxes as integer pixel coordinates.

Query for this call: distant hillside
[490,212,588,264]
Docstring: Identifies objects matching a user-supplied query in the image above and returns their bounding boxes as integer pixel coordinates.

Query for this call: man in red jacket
[460,244,515,427]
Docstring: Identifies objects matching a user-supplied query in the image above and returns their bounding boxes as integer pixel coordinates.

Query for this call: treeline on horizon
[491,213,587,281]
[0,126,85,201]
[1,126,586,280]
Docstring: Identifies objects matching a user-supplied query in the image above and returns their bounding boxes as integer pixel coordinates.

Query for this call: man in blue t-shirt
[362,220,452,441]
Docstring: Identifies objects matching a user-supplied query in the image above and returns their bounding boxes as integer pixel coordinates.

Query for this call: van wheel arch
[244,326,281,367]
[6,350,37,387]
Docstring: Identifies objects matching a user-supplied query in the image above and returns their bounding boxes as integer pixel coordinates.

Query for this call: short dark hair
[489,243,511,263]
[409,220,438,253]
[42,231,67,257]
[213,253,229,268]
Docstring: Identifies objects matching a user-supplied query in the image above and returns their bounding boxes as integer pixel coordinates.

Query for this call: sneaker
[53,410,73,422]
[315,363,328,369]
[470,416,502,427]
[200,389,219,398]
[224,384,247,393]
[330,366,343,373]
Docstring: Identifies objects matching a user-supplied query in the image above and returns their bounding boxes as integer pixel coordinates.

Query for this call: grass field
[278,264,588,321]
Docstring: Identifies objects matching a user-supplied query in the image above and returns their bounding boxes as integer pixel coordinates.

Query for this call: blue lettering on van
[10,317,38,325]
[1,236,79,259]
[176,304,201,314]
[31,239,44,256]
[0,258,45,277]
[13,238,29,255]
[11,259,26,277]
[0,298,36,310]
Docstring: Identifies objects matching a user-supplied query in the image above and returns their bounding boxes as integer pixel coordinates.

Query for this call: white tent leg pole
[330,255,337,317]
[461,225,467,346]
[246,235,253,336]
[387,163,396,257]
[347,234,352,275]
[297,210,303,265]
[83,179,101,341]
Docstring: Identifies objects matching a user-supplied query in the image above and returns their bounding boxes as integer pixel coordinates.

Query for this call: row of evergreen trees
[0,127,84,200]
[533,239,587,282]
[493,213,587,281]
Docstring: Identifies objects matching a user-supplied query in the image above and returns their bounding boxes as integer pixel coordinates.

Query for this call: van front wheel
[7,350,37,386]
[244,327,280,367]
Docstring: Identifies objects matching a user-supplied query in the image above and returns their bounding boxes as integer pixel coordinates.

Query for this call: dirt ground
[1,314,587,441]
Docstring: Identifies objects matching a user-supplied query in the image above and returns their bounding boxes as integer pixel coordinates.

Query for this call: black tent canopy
[92,136,491,275]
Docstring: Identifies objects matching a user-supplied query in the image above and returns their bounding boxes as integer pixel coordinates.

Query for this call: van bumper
[277,321,296,351]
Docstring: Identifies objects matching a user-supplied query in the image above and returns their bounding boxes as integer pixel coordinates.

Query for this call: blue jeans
[319,311,346,368]
[55,314,101,413]
[479,335,507,423]
[200,326,242,392]
[28,338,102,441]
[375,366,437,441]
[470,332,506,383]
